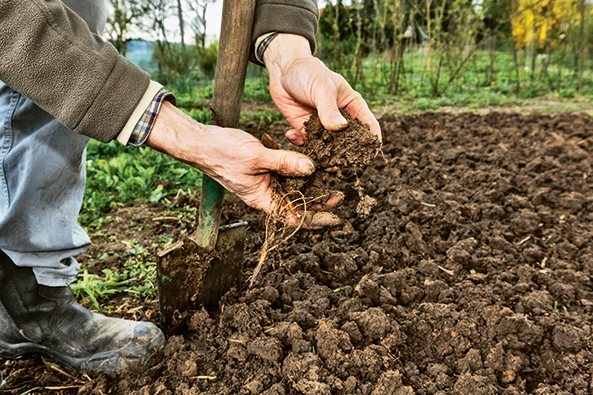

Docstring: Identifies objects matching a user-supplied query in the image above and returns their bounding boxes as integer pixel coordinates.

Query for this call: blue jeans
[0,83,91,286]
[0,0,105,286]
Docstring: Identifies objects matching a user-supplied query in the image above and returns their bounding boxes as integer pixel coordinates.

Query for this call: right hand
[146,101,315,215]
[263,34,381,147]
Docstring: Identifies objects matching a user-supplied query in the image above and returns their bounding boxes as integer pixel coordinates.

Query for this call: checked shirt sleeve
[127,89,176,146]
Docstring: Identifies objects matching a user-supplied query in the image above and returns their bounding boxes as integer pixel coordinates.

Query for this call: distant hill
[124,40,157,72]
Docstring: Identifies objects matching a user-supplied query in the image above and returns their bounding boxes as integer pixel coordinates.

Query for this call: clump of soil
[270,109,381,216]
[303,109,381,169]
[253,111,380,284]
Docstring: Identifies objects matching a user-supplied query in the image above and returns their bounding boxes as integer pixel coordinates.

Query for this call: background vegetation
[106,0,593,107]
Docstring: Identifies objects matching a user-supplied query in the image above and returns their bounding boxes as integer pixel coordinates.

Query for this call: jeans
[0,0,106,287]
[0,83,91,286]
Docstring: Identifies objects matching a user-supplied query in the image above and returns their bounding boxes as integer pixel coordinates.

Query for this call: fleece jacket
[0,0,318,143]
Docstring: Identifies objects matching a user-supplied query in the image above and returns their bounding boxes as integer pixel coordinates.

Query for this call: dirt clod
[270,110,380,221]
[303,109,381,169]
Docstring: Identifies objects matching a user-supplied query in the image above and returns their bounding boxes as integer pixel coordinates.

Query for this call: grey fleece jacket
[0,0,318,143]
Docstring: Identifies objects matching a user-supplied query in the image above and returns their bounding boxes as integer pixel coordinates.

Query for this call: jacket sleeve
[250,0,319,65]
[0,0,150,143]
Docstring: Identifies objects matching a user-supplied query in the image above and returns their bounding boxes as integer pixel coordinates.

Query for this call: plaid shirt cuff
[128,89,176,147]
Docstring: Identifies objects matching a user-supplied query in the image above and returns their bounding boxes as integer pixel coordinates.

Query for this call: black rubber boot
[0,252,165,373]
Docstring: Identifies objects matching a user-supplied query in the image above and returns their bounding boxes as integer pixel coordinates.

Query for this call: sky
[121,0,329,44]
[176,0,326,44]
[202,0,223,42]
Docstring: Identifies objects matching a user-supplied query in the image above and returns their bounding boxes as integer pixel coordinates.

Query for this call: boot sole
[0,329,165,374]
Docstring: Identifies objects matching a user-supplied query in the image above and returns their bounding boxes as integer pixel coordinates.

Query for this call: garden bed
[2,111,592,394]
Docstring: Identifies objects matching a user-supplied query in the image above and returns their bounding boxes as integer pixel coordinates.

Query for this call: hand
[263,34,381,147]
[260,133,344,228]
[146,101,315,215]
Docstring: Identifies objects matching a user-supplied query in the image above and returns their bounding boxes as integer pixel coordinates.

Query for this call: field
[1,106,592,394]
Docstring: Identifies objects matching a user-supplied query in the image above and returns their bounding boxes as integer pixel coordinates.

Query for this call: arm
[249,0,319,66]
[0,0,148,142]
[0,1,317,219]
[145,101,315,215]
[249,1,381,146]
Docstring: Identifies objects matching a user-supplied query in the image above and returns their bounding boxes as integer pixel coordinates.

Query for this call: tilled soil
[2,111,593,394]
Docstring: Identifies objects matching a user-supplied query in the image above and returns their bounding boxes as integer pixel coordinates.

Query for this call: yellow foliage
[512,0,578,49]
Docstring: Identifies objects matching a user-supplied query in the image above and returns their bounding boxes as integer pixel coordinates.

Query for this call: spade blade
[156,221,247,331]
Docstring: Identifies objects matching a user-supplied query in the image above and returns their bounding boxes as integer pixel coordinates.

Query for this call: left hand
[263,34,382,147]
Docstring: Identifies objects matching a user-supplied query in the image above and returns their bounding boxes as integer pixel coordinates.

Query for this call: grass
[319,48,593,112]
[71,232,161,310]
[71,258,159,310]
[71,269,134,309]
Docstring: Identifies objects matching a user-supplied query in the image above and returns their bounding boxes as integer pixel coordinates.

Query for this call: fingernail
[298,158,315,174]
[332,115,348,126]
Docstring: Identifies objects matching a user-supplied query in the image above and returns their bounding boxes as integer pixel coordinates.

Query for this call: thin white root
[250,190,325,287]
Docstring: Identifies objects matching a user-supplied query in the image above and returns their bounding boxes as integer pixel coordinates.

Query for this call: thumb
[314,86,348,131]
[260,149,315,177]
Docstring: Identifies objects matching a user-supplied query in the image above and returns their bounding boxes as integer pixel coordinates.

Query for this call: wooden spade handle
[211,0,256,129]
[194,0,256,250]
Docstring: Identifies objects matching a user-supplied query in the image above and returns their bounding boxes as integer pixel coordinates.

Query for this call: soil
[303,110,380,169]
[269,110,380,219]
[2,111,593,395]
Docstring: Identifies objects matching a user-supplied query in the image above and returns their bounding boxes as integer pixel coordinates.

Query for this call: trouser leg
[0,82,91,286]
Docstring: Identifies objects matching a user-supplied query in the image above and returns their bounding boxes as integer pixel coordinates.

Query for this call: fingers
[340,91,382,144]
[310,191,344,211]
[306,212,341,229]
[317,106,349,132]
[312,76,349,132]
[367,121,382,143]
[314,74,382,143]
[261,133,280,150]
[285,128,306,146]
[280,206,342,229]
[263,130,306,149]
[257,133,343,229]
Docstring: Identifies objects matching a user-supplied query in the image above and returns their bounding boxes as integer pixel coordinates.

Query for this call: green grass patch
[71,259,158,310]
[81,139,202,231]
[72,237,160,309]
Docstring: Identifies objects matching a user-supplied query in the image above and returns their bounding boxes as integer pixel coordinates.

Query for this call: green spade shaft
[192,0,255,250]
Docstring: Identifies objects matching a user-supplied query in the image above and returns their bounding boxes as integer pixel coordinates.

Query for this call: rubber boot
[0,252,165,373]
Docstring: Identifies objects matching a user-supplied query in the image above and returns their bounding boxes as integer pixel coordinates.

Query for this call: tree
[176,0,186,48]
[141,0,172,49]
[578,0,586,91]
[140,0,173,74]
[511,0,577,50]
[188,0,217,49]
[105,0,145,55]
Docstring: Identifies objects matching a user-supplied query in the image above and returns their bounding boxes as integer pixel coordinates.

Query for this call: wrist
[146,101,207,165]
[263,34,313,78]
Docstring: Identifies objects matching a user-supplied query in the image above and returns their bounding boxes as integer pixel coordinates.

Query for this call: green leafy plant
[81,140,202,230]
[70,269,135,309]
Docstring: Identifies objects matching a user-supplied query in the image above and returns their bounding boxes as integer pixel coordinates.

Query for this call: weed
[81,140,202,230]
[123,259,158,300]
[70,269,134,309]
